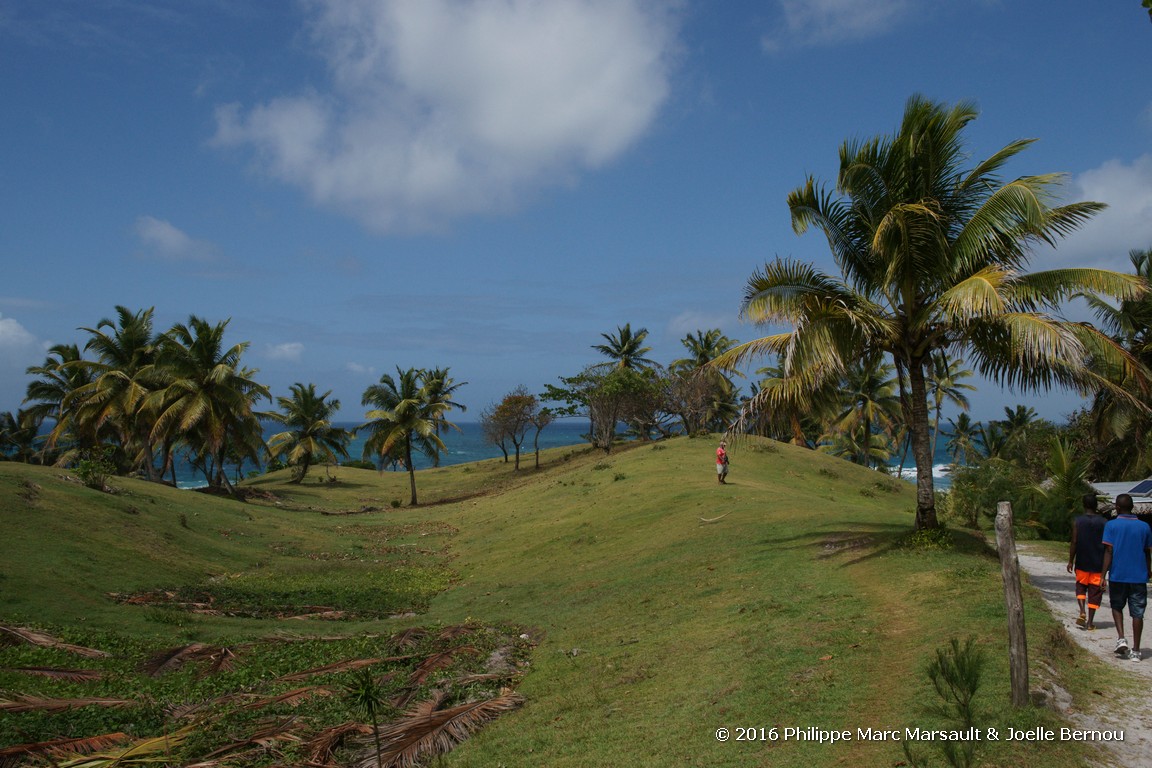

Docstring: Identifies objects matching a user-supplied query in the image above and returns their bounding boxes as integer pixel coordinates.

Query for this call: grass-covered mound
[0,437,1113,766]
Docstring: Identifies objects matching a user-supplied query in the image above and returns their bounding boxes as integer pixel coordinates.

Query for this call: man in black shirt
[1067,493,1107,630]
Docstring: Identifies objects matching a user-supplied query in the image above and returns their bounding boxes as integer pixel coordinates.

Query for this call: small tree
[485,387,552,470]
[479,403,510,462]
[529,406,555,469]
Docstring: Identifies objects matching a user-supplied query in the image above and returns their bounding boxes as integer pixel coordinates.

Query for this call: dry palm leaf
[203,717,302,759]
[0,733,129,760]
[360,692,524,768]
[0,695,136,714]
[54,728,191,768]
[450,672,516,687]
[7,666,104,682]
[407,646,479,688]
[436,625,475,642]
[0,626,109,658]
[303,722,372,767]
[389,627,429,650]
[275,656,410,682]
[142,643,238,677]
[239,685,334,710]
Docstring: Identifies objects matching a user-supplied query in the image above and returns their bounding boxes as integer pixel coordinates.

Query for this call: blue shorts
[1109,582,1149,619]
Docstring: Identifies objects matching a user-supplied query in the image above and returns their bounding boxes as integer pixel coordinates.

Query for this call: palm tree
[715,95,1145,529]
[592,323,657,370]
[267,383,351,483]
[829,353,902,467]
[929,352,976,460]
[421,367,467,465]
[358,367,455,505]
[23,343,96,461]
[670,329,742,434]
[1080,246,1152,477]
[0,410,39,462]
[818,426,894,468]
[748,358,840,447]
[66,306,162,478]
[946,412,981,465]
[145,316,269,490]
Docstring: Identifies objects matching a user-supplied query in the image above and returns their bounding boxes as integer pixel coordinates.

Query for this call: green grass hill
[0,436,1112,767]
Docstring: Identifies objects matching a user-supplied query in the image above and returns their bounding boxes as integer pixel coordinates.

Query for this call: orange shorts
[1075,570,1103,586]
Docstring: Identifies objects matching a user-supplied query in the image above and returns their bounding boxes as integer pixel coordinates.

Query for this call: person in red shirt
[716,441,729,484]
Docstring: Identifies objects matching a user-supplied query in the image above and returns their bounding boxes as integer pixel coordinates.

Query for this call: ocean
[170,420,957,490]
[173,419,593,488]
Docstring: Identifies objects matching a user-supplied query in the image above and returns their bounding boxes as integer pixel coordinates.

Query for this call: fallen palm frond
[142,643,239,677]
[389,627,429,650]
[436,625,476,642]
[202,717,302,759]
[0,626,109,658]
[239,685,335,710]
[303,722,372,767]
[450,672,516,687]
[54,728,191,768]
[0,695,137,714]
[407,646,479,688]
[275,657,403,683]
[0,732,130,760]
[7,666,104,682]
[358,692,525,768]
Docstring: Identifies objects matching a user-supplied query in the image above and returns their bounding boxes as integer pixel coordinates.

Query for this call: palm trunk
[405,439,418,506]
[790,412,808,448]
[907,360,939,529]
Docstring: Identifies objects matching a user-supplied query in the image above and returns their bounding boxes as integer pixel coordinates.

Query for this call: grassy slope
[0,437,1106,766]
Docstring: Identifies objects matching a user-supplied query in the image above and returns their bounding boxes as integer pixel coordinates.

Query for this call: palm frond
[0,626,109,658]
[407,646,480,688]
[1010,268,1147,307]
[935,265,1013,321]
[142,643,238,677]
[240,686,334,710]
[304,722,372,767]
[390,627,430,650]
[362,692,524,768]
[7,666,104,682]
[54,729,190,768]
[0,694,137,714]
[202,718,301,759]
[0,733,130,761]
[275,657,394,683]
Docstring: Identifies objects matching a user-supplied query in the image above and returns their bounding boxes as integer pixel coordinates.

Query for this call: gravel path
[1017,545,1152,767]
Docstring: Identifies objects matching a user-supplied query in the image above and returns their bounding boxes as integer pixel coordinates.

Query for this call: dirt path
[1017,545,1152,767]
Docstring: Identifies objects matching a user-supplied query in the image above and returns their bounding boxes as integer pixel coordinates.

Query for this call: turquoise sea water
[174,419,592,488]
[169,420,957,490]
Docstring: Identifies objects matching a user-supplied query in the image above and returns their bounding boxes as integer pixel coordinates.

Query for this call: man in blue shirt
[1102,494,1152,661]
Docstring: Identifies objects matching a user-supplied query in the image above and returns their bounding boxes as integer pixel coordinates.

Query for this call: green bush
[947,459,1034,529]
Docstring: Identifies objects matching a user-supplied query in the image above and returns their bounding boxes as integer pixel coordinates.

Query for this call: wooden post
[995,500,1029,708]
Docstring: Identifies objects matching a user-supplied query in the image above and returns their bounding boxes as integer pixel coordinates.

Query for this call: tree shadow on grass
[753,522,994,568]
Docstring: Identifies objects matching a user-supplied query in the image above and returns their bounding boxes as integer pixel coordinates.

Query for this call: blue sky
[1,1,1150,424]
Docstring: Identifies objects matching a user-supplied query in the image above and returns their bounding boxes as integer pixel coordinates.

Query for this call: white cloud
[265,342,305,361]
[1051,155,1152,270]
[0,313,37,353]
[666,310,737,339]
[346,361,377,375]
[134,216,219,262]
[213,0,679,231]
[0,313,43,413]
[762,0,912,50]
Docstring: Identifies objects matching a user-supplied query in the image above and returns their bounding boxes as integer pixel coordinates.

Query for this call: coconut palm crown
[716,95,1147,529]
